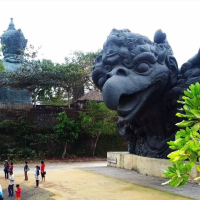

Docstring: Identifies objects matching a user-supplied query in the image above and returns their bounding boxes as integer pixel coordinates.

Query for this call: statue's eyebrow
[132,52,156,66]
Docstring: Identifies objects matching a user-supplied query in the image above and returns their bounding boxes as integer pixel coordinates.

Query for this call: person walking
[34,165,40,188]
[40,160,46,182]
[8,171,14,197]
[24,161,29,181]
[4,160,9,179]
[15,184,21,200]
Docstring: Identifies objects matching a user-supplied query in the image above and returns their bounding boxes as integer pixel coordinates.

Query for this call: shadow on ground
[3,185,55,200]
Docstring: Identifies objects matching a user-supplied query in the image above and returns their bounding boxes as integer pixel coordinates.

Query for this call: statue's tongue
[118,92,142,117]
[118,86,155,123]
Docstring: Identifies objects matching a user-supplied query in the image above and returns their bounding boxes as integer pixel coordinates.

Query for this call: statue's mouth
[118,85,156,123]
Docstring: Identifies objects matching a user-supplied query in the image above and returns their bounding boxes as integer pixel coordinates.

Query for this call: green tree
[54,112,79,159]
[4,59,55,107]
[52,63,85,108]
[4,50,99,108]
[65,51,100,99]
[0,115,39,159]
[37,87,68,106]
[78,101,118,156]
[3,45,55,107]
[163,82,200,187]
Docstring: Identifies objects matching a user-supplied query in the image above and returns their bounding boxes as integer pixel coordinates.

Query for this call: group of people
[3,160,13,180]
[2,160,46,199]
[34,161,46,188]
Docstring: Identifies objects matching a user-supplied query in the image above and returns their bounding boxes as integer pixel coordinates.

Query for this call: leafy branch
[163,82,200,187]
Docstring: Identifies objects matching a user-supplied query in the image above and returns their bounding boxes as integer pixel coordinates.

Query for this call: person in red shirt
[9,162,13,173]
[15,184,21,200]
[40,160,46,182]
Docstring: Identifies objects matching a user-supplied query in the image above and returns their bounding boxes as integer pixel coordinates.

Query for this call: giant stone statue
[92,29,200,158]
[0,18,31,106]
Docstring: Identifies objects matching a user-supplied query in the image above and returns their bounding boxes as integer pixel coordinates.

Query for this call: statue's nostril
[116,68,128,76]
[105,73,112,80]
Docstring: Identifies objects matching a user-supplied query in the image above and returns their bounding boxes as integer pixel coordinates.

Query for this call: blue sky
[0,0,200,67]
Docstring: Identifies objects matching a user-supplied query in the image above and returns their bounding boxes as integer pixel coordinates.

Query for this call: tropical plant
[53,50,100,107]
[78,101,118,156]
[37,87,68,106]
[54,112,79,159]
[163,82,200,187]
[65,50,100,91]
[0,115,39,159]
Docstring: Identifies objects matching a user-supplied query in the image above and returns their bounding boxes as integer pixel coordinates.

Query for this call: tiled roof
[76,90,103,102]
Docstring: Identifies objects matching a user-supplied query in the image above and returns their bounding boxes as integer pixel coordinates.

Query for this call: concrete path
[2,161,199,199]
[83,165,200,200]
[11,161,107,173]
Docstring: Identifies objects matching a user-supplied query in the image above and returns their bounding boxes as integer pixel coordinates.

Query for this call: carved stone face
[92,29,170,124]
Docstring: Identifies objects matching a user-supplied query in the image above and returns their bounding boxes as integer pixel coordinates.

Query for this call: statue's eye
[98,76,106,88]
[104,65,112,71]
[135,63,149,73]
[136,38,145,45]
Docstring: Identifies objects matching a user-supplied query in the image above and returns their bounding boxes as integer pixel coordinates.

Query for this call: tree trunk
[33,91,37,108]
[92,133,100,157]
[67,91,70,109]
[62,141,67,159]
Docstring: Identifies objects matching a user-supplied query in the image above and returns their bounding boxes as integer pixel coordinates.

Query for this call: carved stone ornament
[92,29,200,158]
[0,18,27,63]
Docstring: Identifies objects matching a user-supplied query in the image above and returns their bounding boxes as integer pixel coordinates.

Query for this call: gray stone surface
[83,165,199,200]
[0,18,31,104]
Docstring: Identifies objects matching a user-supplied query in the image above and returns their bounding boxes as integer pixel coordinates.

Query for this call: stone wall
[0,107,79,128]
[0,102,32,110]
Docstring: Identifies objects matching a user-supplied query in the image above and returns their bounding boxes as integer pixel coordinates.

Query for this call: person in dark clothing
[4,160,9,179]
[24,161,29,181]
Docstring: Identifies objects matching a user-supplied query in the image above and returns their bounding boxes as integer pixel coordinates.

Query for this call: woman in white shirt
[34,165,40,188]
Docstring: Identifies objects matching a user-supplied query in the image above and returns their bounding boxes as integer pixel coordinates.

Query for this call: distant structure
[0,18,31,109]
[75,90,103,109]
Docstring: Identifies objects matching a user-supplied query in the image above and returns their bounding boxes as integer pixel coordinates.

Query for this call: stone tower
[0,18,32,109]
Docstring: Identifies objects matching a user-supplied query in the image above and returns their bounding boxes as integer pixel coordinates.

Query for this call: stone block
[107,152,199,180]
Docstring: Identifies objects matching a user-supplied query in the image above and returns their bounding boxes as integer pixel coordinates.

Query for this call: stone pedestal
[107,152,199,178]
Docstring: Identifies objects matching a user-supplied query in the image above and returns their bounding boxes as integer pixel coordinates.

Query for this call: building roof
[76,90,103,102]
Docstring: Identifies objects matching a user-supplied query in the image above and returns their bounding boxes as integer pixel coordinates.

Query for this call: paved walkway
[2,161,200,199]
[83,165,200,200]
